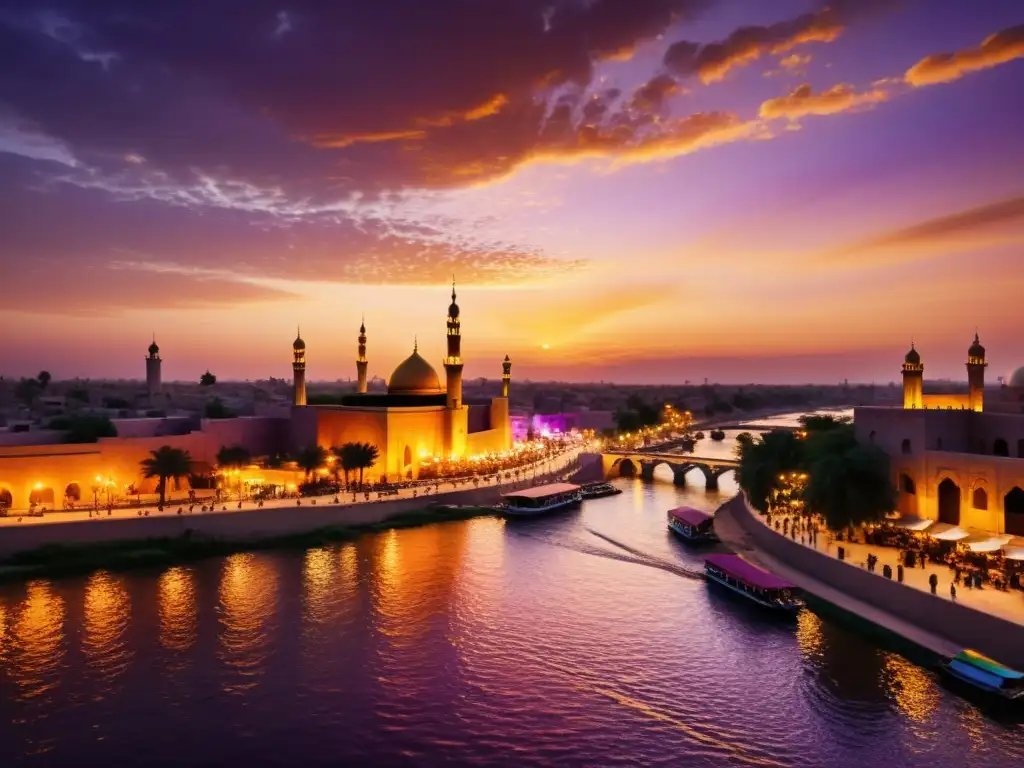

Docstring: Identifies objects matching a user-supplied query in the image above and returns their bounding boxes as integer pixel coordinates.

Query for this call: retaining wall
[734,497,1024,668]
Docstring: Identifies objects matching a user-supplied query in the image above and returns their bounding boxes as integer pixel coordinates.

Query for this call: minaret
[967,330,986,412]
[901,341,923,409]
[489,354,512,449]
[292,327,307,407]
[356,317,368,394]
[146,335,162,402]
[443,280,467,457]
[502,354,511,398]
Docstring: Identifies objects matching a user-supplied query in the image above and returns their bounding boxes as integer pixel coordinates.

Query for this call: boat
[667,506,718,543]
[940,649,1024,702]
[703,553,801,613]
[710,429,726,441]
[499,483,582,516]
[581,482,623,500]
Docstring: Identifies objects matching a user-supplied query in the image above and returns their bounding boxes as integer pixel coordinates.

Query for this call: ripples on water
[0,465,1022,766]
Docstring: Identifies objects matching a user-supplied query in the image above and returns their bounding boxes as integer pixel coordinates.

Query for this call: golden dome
[388,347,442,394]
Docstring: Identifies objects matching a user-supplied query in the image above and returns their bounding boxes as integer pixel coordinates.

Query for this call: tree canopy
[204,397,235,419]
[216,445,251,468]
[65,414,118,443]
[140,445,194,506]
[200,370,217,386]
[296,444,328,480]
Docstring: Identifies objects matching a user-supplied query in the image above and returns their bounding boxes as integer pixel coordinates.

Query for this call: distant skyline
[1,1,1022,384]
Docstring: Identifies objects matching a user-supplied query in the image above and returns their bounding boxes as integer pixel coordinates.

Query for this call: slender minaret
[490,354,512,449]
[292,327,307,407]
[501,354,511,398]
[901,341,923,409]
[356,317,368,393]
[443,280,467,456]
[146,335,162,402]
[967,330,986,412]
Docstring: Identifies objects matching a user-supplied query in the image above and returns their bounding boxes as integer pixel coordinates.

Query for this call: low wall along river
[729,496,1024,669]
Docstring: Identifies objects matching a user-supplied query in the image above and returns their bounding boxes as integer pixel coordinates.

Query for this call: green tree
[798,414,852,433]
[66,414,118,443]
[802,442,896,531]
[14,377,40,409]
[216,445,251,469]
[736,430,804,512]
[200,370,217,386]
[37,370,51,390]
[140,446,194,507]
[296,444,328,481]
[204,397,234,419]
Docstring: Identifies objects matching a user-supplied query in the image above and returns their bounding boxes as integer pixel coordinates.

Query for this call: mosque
[854,333,1024,535]
[289,282,513,480]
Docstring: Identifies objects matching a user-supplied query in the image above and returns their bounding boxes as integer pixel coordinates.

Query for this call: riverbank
[714,494,1024,668]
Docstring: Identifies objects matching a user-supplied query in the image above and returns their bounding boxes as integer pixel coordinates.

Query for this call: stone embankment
[715,495,1024,669]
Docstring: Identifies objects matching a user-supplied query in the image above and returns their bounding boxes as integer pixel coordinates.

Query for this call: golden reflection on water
[302,547,337,626]
[339,542,358,584]
[158,566,198,654]
[82,571,133,685]
[218,552,278,693]
[0,601,7,661]
[7,581,66,700]
[883,655,939,723]
[795,608,824,662]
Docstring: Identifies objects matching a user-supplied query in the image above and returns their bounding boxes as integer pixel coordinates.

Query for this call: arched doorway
[898,474,917,516]
[0,488,12,509]
[403,445,413,480]
[1005,487,1024,536]
[937,478,960,526]
[972,487,988,510]
[618,458,637,477]
[65,482,82,502]
[29,486,55,507]
[900,474,916,495]
[994,439,1009,457]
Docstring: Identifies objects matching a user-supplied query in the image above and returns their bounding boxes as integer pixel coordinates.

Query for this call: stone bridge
[601,451,739,490]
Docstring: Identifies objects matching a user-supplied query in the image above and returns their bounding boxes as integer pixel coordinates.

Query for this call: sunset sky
[1,1,1022,384]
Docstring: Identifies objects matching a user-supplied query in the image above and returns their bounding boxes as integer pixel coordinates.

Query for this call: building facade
[856,334,1024,535]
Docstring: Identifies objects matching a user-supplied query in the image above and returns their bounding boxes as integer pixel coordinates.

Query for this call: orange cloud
[759,83,888,120]
[307,129,427,149]
[905,25,1024,86]
[664,8,843,84]
[780,52,812,70]
[418,93,510,128]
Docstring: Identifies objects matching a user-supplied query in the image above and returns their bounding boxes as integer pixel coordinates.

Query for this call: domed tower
[967,330,986,412]
[292,328,307,407]
[490,354,513,450]
[443,280,467,457]
[146,335,162,402]
[356,317,368,394]
[501,354,512,398]
[901,342,923,409]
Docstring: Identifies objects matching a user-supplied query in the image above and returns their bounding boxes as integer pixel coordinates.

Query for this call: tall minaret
[901,342,923,409]
[502,354,511,398]
[292,328,307,407]
[356,317,368,394]
[967,330,986,412]
[443,280,467,456]
[146,335,162,402]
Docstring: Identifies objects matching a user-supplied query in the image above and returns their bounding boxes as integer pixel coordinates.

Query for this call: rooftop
[502,482,580,500]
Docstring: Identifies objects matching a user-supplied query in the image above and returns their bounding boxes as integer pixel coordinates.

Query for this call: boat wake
[586,528,706,580]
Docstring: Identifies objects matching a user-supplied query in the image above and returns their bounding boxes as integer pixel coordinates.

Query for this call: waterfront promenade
[714,495,1024,667]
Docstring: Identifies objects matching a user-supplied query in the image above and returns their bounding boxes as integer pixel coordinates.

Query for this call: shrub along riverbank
[0,504,496,582]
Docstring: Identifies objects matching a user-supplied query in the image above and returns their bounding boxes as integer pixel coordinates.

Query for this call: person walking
[929,573,938,594]
[950,583,957,601]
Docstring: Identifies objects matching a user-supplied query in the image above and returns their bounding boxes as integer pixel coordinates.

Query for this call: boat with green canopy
[941,649,1024,702]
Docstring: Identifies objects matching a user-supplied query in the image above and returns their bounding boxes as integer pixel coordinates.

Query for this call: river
[1,413,1021,766]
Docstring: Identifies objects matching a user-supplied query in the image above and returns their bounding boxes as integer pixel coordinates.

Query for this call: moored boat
[703,554,801,613]
[667,506,718,543]
[499,483,582,516]
[581,482,623,500]
[940,649,1024,703]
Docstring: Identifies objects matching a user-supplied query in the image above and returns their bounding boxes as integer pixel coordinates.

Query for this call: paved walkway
[0,450,581,529]
[713,498,962,659]
[748,508,1024,627]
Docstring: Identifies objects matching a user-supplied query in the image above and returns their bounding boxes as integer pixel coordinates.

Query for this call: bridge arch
[616,458,638,477]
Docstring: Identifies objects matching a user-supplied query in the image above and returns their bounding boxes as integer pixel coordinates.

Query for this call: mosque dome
[148,340,160,356]
[388,348,443,394]
[968,332,985,359]
[904,344,920,365]
[293,332,305,351]
[1009,367,1024,388]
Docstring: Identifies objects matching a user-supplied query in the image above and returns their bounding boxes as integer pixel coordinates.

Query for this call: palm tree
[330,445,351,487]
[351,442,380,488]
[338,443,360,489]
[296,444,328,481]
[140,446,194,507]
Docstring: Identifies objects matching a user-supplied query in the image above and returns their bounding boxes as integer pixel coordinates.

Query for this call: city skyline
[2,1,1023,384]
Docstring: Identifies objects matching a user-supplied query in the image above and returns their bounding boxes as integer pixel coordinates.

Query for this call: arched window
[972,487,988,510]
[901,438,911,455]
[994,438,1009,457]
[0,488,12,508]
[65,482,81,501]
[403,445,412,467]
[900,474,916,495]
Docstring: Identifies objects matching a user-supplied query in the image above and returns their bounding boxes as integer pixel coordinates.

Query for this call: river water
[1,414,1021,767]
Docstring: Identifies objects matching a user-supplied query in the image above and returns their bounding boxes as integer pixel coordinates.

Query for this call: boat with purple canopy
[703,553,801,613]
[667,506,718,543]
